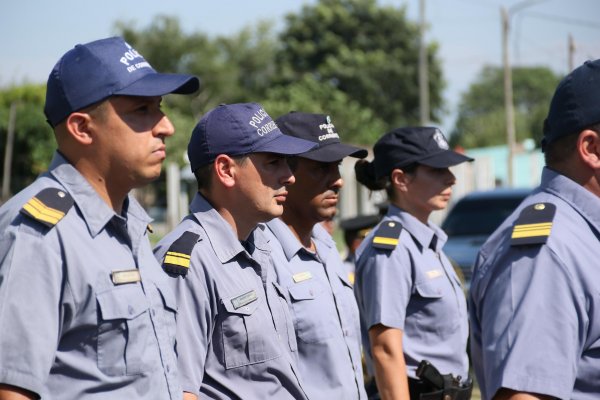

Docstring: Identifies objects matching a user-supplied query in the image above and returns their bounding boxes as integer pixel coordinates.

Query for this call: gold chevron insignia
[373,236,399,246]
[511,222,553,239]
[164,251,191,268]
[22,197,65,225]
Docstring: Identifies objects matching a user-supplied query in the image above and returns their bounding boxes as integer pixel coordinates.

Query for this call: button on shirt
[265,219,367,400]
[470,168,600,400]
[355,205,469,379]
[0,152,180,399]
[153,193,307,400]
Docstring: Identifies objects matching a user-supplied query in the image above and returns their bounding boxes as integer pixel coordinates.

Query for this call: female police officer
[354,127,472,400]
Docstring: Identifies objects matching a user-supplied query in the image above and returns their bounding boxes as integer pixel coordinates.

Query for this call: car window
[442,196,526,236]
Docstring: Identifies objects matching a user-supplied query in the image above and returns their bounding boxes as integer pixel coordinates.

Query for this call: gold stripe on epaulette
[511,222,553,239]
[164,251,192,267]
[373,236,399,246]
[22,197,65,225]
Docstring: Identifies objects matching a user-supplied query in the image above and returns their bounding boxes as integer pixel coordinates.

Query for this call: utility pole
[418,0,429,126]
[501,0,545,188]
[568,34,575,72]
[501,7,515,187]
[2,102,17,202]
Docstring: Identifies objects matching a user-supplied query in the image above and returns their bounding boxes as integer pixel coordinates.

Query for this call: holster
[410,375,473,400]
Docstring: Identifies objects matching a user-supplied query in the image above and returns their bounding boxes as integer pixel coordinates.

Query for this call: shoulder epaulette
[162,231,201,276]
[510,202,556,246]
[372,221,403,250]
[20,188,74,228]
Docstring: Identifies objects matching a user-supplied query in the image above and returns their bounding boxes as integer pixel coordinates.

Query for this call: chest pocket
[288,282,334,344]
[96,284,153,376]
[412,277,460,336]
[221,293,280,369]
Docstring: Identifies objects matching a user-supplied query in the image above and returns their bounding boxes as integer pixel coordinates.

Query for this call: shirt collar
[48,151,150,238]
[386,204,447,252]
[189,193,247,264]
[541,167,600,231]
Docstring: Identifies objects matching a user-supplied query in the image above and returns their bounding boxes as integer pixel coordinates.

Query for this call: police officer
[354,127,473,400]
[470,60,600,400]
[153,103,316,400]
[339,214,380,284]
[263,112,368,399]
[0,37,199,399]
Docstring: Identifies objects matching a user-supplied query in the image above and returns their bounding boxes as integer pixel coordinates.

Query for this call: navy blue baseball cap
[275,112,367,162]
[44,36,200,127]
[373,126,473,179]
[542,59,600,150]
[187,103,317,172]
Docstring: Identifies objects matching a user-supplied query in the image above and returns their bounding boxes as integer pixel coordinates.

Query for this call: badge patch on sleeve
[510,202,556,246]
[20,188,74,228]
[162,231,200,276]
[372,221,403,250]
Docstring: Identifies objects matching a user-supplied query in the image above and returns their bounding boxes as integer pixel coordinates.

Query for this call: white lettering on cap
[248,108,277,136]
[318,116,339,141]
[119,42,148,73]
[433,129,449,150]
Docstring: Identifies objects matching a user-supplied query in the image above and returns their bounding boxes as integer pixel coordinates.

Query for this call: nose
[446,168,456,185]
[330,168,343,190]
[281,163,296,186]
[155,114,175,139]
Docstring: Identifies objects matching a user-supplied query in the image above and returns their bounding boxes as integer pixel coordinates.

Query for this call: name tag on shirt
[231,290,258,309]
[426,269,443,279]
[292,271,313,283]
[111,269,141,285]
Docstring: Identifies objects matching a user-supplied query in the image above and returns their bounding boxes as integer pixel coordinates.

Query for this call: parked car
[441,188,531,289]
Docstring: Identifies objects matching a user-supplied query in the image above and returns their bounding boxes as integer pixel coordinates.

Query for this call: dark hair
[193,154,248,191]
[355,159,419,201]
[544,122,600,166]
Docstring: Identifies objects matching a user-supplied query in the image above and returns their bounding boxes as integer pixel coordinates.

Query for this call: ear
[578,129,600,169]
[390,168,411,192]
[214,154,237,188]
[64,112,94,145]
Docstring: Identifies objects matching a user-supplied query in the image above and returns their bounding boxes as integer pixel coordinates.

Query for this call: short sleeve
[159,245,213,396]
[476,245,582,399]
[355,241,413,331]
[0,228,65,396]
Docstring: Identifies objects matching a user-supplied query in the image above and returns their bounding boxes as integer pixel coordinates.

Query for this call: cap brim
[418,150,473,168]
[254,133,317,155]
[300,143,368,162]
[116,73,200,96]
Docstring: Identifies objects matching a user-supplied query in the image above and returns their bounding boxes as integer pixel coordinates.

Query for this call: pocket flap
[415,280,444,299]
[223,290,259,315]
[336,268,353,288]
[156,283,178,313]
[97,285,149,320]
[288,283,316,301]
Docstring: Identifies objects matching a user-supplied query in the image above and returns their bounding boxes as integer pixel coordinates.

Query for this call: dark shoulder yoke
[510,202,556,246]
[372,220,403,250]
[20,188,74,228]
[162,231,201,276]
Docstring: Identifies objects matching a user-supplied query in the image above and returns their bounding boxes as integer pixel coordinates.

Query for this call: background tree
[450,65,560,148]
[0,84,53,196]
[275,0,445,129]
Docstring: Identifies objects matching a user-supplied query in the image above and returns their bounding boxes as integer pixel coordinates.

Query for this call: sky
[2,0,599,133]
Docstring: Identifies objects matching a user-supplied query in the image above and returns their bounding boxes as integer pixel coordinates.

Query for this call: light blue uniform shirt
[470,168,600,400]
[355,205,469,379]
[0,152,180,399]
[265,219,367,400]
[153,194,308,400]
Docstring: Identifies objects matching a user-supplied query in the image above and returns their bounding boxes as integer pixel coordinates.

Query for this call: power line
[523,11,600,30]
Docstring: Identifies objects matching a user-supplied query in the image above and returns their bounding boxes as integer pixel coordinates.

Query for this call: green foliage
[0,84,54,194]
[276,0,445,128]
[261,74,386,145]
[451,65,560,148]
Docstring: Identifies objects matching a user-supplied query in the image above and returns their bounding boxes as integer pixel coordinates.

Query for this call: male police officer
[153,103,316,400]
[470,59,600,399]
[0,37,199,399]
[264,112,368,400]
